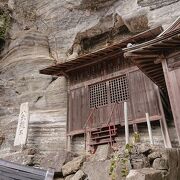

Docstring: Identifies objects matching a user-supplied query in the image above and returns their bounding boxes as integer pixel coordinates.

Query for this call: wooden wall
[67,56,161,134]
[163,51,180,144]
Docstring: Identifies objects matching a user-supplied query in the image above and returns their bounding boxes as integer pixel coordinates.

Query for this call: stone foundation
[54,144,180,180]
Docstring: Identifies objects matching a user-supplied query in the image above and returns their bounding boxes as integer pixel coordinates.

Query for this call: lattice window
[109,75,129,103]
[89,82,108,108]
[89,75,129,108]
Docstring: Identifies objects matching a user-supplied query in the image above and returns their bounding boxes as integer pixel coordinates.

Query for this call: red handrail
[106,103,117,126]
[84,103,119,152]
[84,108,96,129]
[84,108,96,152]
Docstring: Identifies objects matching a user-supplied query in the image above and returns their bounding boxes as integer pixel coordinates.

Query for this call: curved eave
[124,30,180,90]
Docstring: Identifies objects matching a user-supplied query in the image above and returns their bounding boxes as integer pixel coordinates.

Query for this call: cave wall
[0,0,180,157]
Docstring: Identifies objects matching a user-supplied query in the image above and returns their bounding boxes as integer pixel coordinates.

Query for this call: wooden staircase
[89,125,117,147]
[84,103,119,153]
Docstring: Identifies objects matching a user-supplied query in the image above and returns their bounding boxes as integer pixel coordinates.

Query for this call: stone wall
[0,0,180,159]
[54,144,180,180]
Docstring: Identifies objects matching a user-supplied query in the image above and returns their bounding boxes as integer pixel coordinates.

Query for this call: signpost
[14,102,29,147]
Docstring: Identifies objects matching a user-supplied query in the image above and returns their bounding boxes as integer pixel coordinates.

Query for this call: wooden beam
[151,44,179,48]
[142,65,162,71]
[66,51,122,72]
[150,73,164,79]
[55,71,69,78]
[145,67,162,73]
[125,51,159,58]
[138,62,155,68]
[133,58,155,63]
[135,61,154,66]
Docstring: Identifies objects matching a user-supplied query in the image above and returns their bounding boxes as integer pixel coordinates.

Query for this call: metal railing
[84,103,121,151]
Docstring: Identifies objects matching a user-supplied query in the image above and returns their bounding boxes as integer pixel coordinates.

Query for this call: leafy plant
[109,133,141,179]
[132,132,141,144]
[109,152,120,180]
[120,143,133,177]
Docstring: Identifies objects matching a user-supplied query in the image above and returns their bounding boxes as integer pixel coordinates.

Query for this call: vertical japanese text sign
[14,102,29,146]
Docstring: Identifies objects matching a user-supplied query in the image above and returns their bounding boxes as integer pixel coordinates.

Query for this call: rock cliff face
[0,0,180,157]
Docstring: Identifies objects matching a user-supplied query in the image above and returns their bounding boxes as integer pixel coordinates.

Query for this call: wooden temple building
[40,26,174,152]
[124,18,180,145]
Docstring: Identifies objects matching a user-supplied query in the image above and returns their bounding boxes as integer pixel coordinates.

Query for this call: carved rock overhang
[124,28,180,90]
[40,27,162,79]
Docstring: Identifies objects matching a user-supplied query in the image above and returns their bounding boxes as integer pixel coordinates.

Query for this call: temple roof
[124,19,180,90]
[40,27,162,76]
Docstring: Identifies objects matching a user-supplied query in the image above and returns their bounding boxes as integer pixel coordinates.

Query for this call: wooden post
[133,124,138,132]
[156,85,172,148]
[67,135,72,152]
[146,113,154,145]
[124,102,129,144]
[161,59,178,146]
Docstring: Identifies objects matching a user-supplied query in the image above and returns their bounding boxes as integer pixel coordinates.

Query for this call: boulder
[131,154,150,169]
[136,143,152,155]
[92,144,112,161]
[148,152,162,162]
[82,160,112,180]
[152,158,168,170]
[62,156,86,176]
[122,9,149,33]
[126,168,163,180]
[161,149,178,180]
[65,175,74,180]
[34,151,76,173]
[3,152,34,166]
[71,170,86,180]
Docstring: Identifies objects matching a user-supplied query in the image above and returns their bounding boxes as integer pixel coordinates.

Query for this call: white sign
[14,102,29,146]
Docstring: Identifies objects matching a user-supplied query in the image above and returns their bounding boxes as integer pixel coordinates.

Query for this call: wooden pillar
[124,102,129,144]
[67,135,72,152]
[157,86,172,148]
[133,124,138,132]
[162,60,180,145]
[146,113,154,145]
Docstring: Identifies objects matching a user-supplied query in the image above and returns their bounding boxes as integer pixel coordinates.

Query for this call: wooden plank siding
[162,51,180,144]
[128,70,160,120]
[68,66,161,134]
